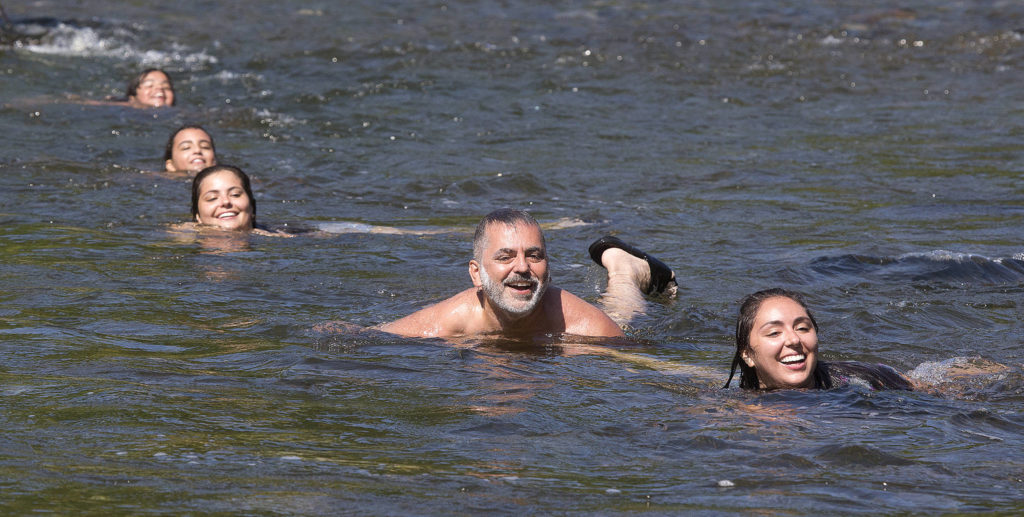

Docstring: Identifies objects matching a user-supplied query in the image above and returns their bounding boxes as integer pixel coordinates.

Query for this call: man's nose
[512,254,529,272]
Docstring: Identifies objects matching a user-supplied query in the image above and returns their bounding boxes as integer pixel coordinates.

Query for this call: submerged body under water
[1,0,1023,514]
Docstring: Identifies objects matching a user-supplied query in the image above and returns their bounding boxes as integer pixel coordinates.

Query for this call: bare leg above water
[588,236,677,327]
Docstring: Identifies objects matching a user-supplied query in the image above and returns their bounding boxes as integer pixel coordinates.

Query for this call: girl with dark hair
[164,125,216,176]
[170,164,302,243]
[723,288,911,391]
[124,68,174,108]
[76,68,175,108]
[189,164,263,233]
[177,165,448,239]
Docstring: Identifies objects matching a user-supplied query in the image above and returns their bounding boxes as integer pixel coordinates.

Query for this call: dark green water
[1,0,1023,514]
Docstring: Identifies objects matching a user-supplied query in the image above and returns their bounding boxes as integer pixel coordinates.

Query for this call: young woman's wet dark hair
[164,124,215,162]
[127,68,175,105]
[190,165,256,225]
[724,288,820,390]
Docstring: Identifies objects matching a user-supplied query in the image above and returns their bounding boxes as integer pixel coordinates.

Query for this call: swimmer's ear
[165,159,175,172]
[468,260,482,287]
[741,349,755,368]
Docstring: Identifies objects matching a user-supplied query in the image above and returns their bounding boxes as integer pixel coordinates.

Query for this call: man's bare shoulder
[553,288,625,337]
[377,288,483,338]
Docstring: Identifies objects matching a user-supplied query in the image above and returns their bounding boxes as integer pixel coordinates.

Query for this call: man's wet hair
[164,124,215,162]
[472,208,544,261]
[127,68,175,105]
[190,165,256,225]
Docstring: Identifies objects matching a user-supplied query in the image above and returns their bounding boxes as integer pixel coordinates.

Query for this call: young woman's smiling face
[167,128,216,173]
[741,296,819,389]
[195,169,253,232]
[130,70,174,108]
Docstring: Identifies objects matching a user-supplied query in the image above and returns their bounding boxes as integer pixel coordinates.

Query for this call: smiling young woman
[126,68,175,108]
[190,164,256,232]
[724,288,912,391]
[74,68,177,109]
[164,125,216,176]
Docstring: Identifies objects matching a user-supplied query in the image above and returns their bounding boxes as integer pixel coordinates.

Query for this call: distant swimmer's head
[164,125,217,175]
[127,68,175,108]
[725,288,820,390]
[191,165,256,232]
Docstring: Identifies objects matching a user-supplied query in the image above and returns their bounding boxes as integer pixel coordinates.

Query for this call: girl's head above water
[127,68,175,108]
[190,165,256,232]
[725,288,821,390]
[164,125,217,174]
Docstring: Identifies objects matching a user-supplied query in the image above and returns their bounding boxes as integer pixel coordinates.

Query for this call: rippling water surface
[2,0,1023,514]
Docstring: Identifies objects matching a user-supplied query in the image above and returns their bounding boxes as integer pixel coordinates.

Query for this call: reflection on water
[2,0,1024,514]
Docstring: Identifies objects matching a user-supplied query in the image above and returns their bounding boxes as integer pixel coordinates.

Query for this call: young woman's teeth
[781,355,805,364]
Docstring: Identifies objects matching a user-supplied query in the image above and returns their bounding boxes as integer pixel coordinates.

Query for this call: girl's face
[741,296,819,389]
[194,170,253,232]
[131,70,174,107]
[167,128,216,173]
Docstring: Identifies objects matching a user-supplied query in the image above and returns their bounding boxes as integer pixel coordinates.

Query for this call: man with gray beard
[379,208,624,339]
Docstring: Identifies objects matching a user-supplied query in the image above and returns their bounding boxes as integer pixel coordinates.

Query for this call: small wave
[907,357,1021,401]
[813,443,915,466]
[908,356,978,385]
[896,251,1024,283]
[316,221,378,234]
[7,19,217,67]
[200,70,265,83]
[810,251,1024,284]
[819,35,845,46]
[254,109,303,128]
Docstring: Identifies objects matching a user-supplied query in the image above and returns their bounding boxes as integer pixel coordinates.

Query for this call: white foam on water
[2,386,33,396]
[15,23,121,56]
[254,108,303,127]
[897,249,994,263]
[200,70,265,82]
[135,44,218,67]
[13,22,217,67]
[907,356,971,384]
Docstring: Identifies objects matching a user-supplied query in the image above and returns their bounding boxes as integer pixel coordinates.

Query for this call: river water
[1,0,1023,514]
